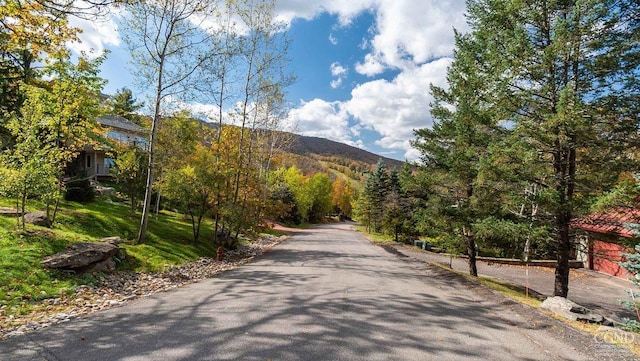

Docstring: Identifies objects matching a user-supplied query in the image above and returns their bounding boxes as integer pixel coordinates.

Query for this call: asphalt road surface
[0,223,636,360]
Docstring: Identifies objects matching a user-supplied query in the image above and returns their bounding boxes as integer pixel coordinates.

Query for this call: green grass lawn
[353,225,395,244]
[0,197,219,316]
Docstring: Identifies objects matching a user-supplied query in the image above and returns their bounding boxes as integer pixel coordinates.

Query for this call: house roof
[97,115,146,134]
[573,207,640,238]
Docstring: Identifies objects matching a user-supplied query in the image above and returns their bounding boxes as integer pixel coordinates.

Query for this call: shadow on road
[2,223,635,361]
[7,272,525,361]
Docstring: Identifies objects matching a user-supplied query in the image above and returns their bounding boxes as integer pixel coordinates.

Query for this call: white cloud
[354,53,386,77]
[286,99,361,147]
[365,0,466,71]
[68,12,121,58]
[344,58,452,159]
[330,62,347,77]
[404,147,422,162]
[273,0,465,159]
[273,0,467,72]
[330,62,348,89]
[274,0,376,26]
[359,38,369,50]
[288,0,463,76]
[159,96,238,126]
[329,33,338,45]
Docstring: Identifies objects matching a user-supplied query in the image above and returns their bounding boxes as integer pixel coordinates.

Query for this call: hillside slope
[287,134,405,169]
[276,133,407,186]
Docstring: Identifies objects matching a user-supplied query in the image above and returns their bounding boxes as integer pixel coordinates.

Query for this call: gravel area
[0,235,288,340]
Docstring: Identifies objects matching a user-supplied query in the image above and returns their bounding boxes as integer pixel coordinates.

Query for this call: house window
[104,158,116,170]
[86,154,92,168]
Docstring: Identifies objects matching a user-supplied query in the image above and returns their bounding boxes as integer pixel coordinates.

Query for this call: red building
[574,207,640,278]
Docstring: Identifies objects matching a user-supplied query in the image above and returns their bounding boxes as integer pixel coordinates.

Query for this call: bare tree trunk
[125,0,216,244]
[555,213,571,297]
[465,184,477,277]
[20,193,26,230]
[553,144,575,297]
[15,198,20,229]
[464,227,478,277]
[137,88,162,244]
[51,197,60,225]
[154,192,161,215]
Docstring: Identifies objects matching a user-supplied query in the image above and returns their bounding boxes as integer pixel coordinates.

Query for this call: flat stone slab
[0,207,22,217]
[42,242,119,273]
[542,296,614,326]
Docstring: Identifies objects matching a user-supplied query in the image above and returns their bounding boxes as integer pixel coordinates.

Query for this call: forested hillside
[272,133,404,187]
[287,134,404,169]
[196,120,404,185]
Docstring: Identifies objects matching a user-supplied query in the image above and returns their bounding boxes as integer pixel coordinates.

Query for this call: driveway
[0,223,635,360]
[393,243,636,322]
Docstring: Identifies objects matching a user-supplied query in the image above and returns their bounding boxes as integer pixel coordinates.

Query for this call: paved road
[0,223,636,360]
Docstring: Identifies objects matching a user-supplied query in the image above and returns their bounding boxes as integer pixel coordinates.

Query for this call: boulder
[42,242,119,273]
[0,207,22,217]
[95,186,115,196]
[99,237,127,261]
[83,258,116,273]
[24,211,50,227]
[541,296,614,326]
[100,236,124,245]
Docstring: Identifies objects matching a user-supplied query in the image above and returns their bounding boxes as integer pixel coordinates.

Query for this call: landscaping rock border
[0,234,287,339]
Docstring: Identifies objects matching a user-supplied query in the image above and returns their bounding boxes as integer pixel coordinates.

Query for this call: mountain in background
[278,133,407,187]
[196,119,407,185]
[287,134,405,169]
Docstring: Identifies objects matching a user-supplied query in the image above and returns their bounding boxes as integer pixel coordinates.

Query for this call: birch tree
[225,0,292,237]
[122,0,218,243]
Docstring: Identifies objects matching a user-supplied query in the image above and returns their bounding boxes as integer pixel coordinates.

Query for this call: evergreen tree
[356,160,415,240]
[106,88,144,126]
[413,29,500,277]
[382,169,413,243]
[462,0,640,296]
[368,160,390,233]
[355,161,388,233]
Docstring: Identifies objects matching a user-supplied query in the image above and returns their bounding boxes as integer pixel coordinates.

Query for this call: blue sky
[69,1,468,161]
